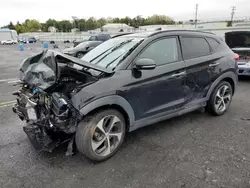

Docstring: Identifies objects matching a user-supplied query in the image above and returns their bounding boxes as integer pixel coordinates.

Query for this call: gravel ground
[1,43,250,188]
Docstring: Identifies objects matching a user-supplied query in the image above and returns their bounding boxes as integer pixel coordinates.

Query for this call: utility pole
[231,6,236,23]
[195,4,198,29]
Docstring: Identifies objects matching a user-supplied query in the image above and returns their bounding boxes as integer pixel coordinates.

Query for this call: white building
[101,23,135,33]
[71,28,80,33]
[0,28,18,41]
[48,26,57,33]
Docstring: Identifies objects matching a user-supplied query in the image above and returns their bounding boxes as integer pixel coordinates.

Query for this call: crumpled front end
[12,50,110,155]
[13,84,79,154]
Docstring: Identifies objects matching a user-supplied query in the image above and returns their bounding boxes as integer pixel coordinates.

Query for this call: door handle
[172,71,186,77]
[209,62,219,67]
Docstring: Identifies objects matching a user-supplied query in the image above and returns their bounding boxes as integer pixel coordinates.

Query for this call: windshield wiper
[94,39,133,65]
[89,46,114,63]
[107,39,144,69]
[111,39,133,52]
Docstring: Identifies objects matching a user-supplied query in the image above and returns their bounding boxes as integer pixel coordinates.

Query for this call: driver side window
[138,37,179,66]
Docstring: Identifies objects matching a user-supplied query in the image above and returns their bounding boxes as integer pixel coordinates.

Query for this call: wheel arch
[206,71,237,100]
[79,95,135,131]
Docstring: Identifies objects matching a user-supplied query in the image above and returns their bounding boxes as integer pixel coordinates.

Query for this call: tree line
[2,15,182,34]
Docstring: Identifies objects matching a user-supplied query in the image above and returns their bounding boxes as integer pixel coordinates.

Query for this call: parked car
[63,41,103,58]
[1,39,17,45]
[22,37,37,43]
[12,30,237,162]
[73,33,111,47]
[225,31,250,76]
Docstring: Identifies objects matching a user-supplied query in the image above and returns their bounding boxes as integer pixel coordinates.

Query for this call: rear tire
[75,109,126,161]
[207,81,233,116]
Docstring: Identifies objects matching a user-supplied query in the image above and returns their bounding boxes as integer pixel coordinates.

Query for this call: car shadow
[238,75,250,82]
[36,109,208,165]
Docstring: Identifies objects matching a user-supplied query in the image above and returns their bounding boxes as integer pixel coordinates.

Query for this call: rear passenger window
[138,38,179,66]
[182,37,211,59]
[207,37,220,51]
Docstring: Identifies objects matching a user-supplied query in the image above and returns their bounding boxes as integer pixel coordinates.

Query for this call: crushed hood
[20,50,112,90]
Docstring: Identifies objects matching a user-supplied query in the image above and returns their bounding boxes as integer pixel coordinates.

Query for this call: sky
[0,0,249,26]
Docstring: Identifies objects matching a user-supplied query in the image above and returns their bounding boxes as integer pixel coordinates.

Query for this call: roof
[121,29,215,38]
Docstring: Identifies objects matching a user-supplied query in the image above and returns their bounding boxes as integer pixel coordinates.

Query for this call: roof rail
[111,32,134,38]
[148,29,215,37]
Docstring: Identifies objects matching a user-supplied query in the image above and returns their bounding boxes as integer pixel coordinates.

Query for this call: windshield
[20,51,56,90]
[81,37,144,70]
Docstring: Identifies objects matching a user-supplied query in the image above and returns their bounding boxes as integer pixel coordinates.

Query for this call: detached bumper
[237,65,250,76]
[23,123,57,152]
[13,101,59,152]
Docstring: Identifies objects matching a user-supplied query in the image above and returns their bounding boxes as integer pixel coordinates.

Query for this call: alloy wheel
[214,85,231,113]
[91,115,123,157]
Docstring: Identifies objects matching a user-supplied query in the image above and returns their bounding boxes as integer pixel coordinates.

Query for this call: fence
[19,31,126,42]
[20,32,95,42]
[19,26,250,42]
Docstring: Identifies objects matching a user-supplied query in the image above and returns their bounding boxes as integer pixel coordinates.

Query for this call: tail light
[234,53,239,62]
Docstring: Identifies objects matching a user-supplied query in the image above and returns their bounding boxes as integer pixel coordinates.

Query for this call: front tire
[75,109,126,161]
[207,81,233,116]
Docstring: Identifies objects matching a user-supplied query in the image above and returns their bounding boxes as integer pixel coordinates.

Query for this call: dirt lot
[1,43,250,188]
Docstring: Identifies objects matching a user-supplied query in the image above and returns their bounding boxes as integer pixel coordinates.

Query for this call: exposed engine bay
[12,50,111,154]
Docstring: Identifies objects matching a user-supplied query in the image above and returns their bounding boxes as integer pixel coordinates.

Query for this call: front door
[125,37,187,121]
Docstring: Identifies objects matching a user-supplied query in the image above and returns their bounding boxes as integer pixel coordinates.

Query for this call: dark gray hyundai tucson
[13,30,238,161]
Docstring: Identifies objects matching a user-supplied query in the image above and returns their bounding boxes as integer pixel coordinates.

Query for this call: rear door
[125,36,187,120]
[180,36,218,102]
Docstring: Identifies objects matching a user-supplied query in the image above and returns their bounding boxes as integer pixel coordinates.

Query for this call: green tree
[86,17,98,30]
[15,24,28,34]
[59,20,72,32]
[97,18,107,27]
[44,19,58,31]
[25,19,41,32]
[78,19,86,31]
[8,22,15,30]
[1,14,178,33]
[227,21,232,27]
[112,18,121,23]
[120,16,132,25]
[144,15,175,25]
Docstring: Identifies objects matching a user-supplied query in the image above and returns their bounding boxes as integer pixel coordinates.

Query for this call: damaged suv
[13,30,238,161]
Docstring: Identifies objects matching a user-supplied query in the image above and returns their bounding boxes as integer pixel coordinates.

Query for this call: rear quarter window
[181,37,211,59]
[206,37,220,51]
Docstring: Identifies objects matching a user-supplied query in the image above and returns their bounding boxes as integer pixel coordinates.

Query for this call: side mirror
[134,58,156,70]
